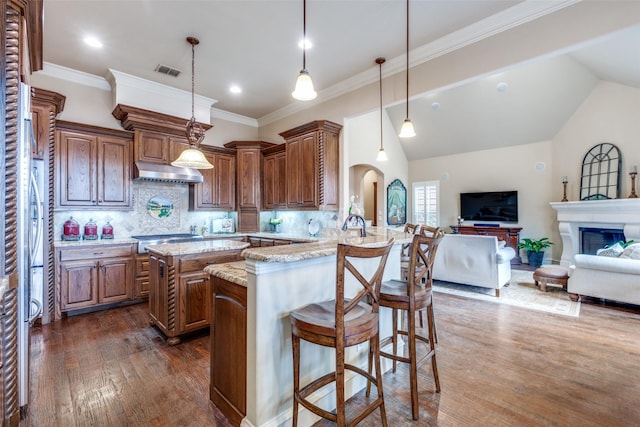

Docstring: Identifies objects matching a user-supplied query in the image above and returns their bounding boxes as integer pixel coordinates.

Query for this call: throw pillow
[619,243,640,260]
[596,242,624,257]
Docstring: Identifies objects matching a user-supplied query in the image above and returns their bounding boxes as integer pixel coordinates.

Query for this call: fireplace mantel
[551,199,640,266]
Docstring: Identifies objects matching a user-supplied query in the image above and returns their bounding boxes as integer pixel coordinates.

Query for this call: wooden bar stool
[372,232,443,420]
[290,239,395,427]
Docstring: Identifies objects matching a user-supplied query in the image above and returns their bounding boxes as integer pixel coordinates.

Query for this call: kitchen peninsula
[147,239,249,345]
[205,227,411,427]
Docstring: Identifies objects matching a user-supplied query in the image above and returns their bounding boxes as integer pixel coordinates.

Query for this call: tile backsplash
[53,180,340,239]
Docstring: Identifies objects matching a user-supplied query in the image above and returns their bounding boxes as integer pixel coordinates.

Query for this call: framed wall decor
[387,179,407,225]
[579,143,621,200]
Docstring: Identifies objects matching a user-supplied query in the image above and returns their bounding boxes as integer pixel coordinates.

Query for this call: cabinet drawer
[135,254,150,276]
[59,245,134,262]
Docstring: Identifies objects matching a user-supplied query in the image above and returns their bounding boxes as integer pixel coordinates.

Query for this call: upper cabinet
[262,144,287,210]
[55,121,133,209]
[112,104,213,166]
[31,88,66,160]
[279,120,342,211]
[189,146,236,211]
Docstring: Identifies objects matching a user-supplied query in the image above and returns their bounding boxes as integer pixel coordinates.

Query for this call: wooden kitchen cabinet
[189,146,236,211]
[134,253,150,298]
[210,275,247,425]
[31,88,66,160]
[55,121,133,209]
[262,144,287,210]
[148,248,244,345]
[279,120,341,210]
[224,141,276,232]
[56,243,135,316]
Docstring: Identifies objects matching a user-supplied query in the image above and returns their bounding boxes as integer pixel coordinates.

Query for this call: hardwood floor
[25,288,640,426]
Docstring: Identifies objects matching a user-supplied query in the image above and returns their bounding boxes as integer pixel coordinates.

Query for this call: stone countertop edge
[241,228,412,263]
[205,261,247,287]
[53,237,137,247]
[146,240,250,257]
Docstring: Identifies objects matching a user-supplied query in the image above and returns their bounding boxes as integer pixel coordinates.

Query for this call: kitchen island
[205,227,411,427]
[147,239,249,345]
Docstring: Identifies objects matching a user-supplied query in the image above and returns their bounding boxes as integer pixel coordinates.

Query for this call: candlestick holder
[561,181,568,202]
[629,172,638,198]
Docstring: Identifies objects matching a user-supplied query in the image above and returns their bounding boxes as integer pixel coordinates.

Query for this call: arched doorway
[349,164,384,227]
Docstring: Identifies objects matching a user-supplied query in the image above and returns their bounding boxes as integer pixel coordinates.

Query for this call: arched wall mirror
[579,143,621,200]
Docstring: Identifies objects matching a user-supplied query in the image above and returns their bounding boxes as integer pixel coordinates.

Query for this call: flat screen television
[460,191,518,223]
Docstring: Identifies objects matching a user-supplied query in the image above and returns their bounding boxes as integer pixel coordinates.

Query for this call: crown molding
[211,108,258,127]
[258,0,580,127]
[38,62,111,91]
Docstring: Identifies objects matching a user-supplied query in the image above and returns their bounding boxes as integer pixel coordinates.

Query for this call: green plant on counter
[517,237,553,253]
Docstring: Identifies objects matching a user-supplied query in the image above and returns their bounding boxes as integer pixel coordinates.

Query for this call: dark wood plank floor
[24,287,640,426]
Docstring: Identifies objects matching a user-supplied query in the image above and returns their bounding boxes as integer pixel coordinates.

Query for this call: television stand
[450,225,522,265]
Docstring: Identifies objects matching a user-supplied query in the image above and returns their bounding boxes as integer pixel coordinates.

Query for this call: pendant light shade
[376,57,388,162]
[399,0,416,138]
[172,36,213,170]
[292,0,317,101]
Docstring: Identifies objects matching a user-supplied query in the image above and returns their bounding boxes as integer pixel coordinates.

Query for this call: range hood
[133,161,204,184]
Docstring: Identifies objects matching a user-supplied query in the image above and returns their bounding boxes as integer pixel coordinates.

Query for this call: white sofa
[568,251,640,305]
[432,234,516,297]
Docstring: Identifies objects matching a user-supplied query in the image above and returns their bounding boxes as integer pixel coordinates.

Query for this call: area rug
[433,269,580,317]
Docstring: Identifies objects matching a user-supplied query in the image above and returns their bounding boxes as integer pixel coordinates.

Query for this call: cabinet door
[215,152,236,210]
[299,133,318,208]
[97,135,131,207]
[169,137,191,162]
[30,103,48,160]
[149,255,170,331]
[99,257,133,304]
[263,154,277,210]
[275,152,287,207]
[135,131,170,164]
[56,130,97,207]
[134,254,150,298]
[237,149,261,209]
[178,271,211,333]
[286,138,301,207]
[60,259,98,310]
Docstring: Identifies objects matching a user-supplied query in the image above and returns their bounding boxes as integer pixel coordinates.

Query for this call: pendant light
[399,0,416,138]
[376,57,388,162]
[171,36,214,169]
[292,0,317,101]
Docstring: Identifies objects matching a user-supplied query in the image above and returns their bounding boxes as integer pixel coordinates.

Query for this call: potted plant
[517,237,553,267]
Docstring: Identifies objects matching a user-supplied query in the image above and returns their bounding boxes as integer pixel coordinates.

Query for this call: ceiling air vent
[154,64,181,77]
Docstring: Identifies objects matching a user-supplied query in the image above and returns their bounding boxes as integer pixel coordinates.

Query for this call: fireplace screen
[579,143,621,200]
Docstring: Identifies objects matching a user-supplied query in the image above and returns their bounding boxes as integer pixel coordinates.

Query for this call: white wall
[409,141,555,262]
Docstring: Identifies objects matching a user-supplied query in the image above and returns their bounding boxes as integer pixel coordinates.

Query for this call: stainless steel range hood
[133,161,203,184]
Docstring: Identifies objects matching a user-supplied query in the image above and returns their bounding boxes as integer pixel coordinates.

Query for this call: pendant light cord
[405,0,409,119]
[379,60,383,150]
[302,0,307,70]
[191,41,196,118]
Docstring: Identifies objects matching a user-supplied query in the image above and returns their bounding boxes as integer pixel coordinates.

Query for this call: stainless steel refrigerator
[17,81,43,412]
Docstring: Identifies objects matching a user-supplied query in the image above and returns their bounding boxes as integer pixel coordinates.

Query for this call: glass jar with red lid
[62,217,80,241]
[84,218,98,240]
[101,221,114,239]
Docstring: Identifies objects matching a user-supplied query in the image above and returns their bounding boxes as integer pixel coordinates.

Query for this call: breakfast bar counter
[205,227,411,427]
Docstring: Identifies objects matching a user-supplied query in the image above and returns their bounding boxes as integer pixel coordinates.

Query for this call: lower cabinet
[210,276,247,426]
[134,253,150,298]
[148,249,243,345]
[56,244,135,317]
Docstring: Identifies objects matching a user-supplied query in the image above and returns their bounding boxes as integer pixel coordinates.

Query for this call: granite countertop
[204,261,247,287]
[241,227,412,263]
[53,237,137,248]
[146,239,250,256]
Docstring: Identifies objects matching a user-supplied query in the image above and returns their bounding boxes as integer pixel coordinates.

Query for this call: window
[412,181,439,227]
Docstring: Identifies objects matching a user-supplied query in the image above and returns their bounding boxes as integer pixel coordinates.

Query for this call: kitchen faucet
[341,214,367,237]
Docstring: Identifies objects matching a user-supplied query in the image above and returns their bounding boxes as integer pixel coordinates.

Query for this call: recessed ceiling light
[298,38,312,49]
[83,36,103,48]
[229,85,242,94]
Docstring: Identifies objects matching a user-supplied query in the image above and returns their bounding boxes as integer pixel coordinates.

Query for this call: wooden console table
[450,225,522,265]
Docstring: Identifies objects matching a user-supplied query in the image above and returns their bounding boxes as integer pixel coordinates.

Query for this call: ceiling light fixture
[83,36,103,48]
[171,37,214,170]
[292,0,317,101]
[376,57,388,162]
[399,0,416,138]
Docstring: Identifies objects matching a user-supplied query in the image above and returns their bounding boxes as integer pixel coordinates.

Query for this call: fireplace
[551,199,640,266]
[579,227,625,255]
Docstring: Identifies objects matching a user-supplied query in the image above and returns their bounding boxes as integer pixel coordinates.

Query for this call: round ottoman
[533,266,569,292]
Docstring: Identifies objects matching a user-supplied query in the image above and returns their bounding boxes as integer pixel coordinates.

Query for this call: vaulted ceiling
[39,1,640,160]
